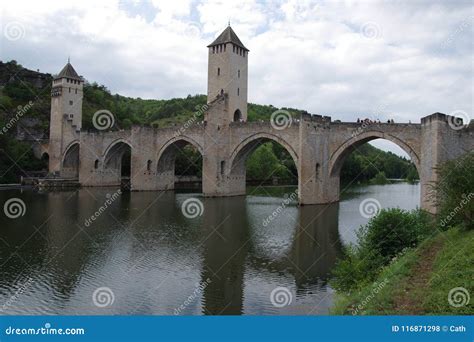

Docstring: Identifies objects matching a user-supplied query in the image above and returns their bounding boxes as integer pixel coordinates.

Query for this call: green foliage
[245,143,293,181]
[360,209,431,264]
[122,118,132,129]
[0,60,420,185]
[0,95,13,110]
[370,171,388,184]
[435,152,474,230]
[422,228,474,314]
[333,227,474,315]
[175,145,202,176]
[331,208,431,293]
[0,133,47,183]
[247,104,306,122]
[405,165,419,182]
[341,144,418,184]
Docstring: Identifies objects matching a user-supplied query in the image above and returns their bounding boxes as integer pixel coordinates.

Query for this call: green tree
[247,143,284,181]
[435,152,474,230]
[371,171,388,184]
[331,208,431,292]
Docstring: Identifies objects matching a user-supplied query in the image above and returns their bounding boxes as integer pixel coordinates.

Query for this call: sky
[1,0,473,156]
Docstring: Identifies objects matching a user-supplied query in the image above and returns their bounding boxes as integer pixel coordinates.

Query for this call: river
[0,182,419,315]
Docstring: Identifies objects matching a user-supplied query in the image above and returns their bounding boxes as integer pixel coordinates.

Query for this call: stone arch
[103,139,132,171]
[229,132,299,177]
[62,140,80,178]
[328,131,421,178]
[156,136,203,181]
[157,136,203,164]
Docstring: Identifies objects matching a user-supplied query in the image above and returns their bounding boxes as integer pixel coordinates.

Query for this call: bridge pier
[44,39,474,219]
[419,113,473,214]
[298,114,340,205]
[202,95,248,198]
[70,111,472,217]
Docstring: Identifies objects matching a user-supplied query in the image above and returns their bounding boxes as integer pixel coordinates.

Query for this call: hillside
[0,60,417,184]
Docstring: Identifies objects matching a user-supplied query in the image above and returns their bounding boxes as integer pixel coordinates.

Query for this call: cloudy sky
[1,0,472,155]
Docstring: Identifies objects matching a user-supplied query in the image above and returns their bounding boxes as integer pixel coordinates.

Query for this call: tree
[435,152,474,230]
[247,143,284,181]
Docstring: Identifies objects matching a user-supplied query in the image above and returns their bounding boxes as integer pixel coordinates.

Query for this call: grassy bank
[331,151,473,315]
[332,227,474,315]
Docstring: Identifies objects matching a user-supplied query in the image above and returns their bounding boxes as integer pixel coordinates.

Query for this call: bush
[435,152,474,230]
[360,208,431,263]
[371,171,388,184]
[405,166,419,182]
[331,245,384,293]
[331,208,431,293]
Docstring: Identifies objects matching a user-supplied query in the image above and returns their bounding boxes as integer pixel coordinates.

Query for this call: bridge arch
[62,140,80,178]
[328,131,421,178]
[157,136,204,168]
[156,136,203,189]
[229,132,299,178]
[103,139,132,172]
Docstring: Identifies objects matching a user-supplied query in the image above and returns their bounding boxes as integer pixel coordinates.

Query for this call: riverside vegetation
[0,60,417,184]
[331,152,474,315]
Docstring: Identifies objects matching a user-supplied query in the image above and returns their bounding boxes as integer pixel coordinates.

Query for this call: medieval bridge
[44,26,474,214]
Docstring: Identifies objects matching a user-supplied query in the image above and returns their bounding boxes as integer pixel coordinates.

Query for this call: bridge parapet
[300,112,332,123]
[230,120,299,128]
[130,122,205,136]
[69,108,472,214]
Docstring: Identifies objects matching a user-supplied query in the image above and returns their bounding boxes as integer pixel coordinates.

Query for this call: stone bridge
[44,26,474,214]
[50,94,474,214]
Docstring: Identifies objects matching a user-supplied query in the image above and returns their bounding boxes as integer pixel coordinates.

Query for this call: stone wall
[49,108,473,214]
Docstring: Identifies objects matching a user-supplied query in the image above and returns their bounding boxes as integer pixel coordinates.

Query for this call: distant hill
[0,60,417,184]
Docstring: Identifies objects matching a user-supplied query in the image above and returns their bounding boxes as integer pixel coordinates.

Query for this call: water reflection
[0,183,419,315]
[200,197,250,315]
[290,204,342,290]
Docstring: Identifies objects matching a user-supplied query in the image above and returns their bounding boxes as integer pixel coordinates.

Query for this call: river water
[0,183,419,315]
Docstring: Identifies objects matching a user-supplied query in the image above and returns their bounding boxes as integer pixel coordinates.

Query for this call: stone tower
[48,61,83,174]
[207,25,249,123]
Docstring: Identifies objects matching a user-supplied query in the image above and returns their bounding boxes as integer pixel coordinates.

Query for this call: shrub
[371,171,388,184]
[435,152,474,230]
[331,244,384,293]
[331,208,431,293]
[360,208,431,263]
[405,166,419,182]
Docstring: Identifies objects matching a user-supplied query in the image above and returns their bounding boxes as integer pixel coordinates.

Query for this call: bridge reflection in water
[0,188,344,315]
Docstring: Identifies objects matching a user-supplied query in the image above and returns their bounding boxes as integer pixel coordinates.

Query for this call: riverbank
[332,226,474,315]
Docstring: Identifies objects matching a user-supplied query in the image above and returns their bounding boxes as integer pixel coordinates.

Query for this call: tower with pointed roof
[48,60,83,174]
[207,25,249,123]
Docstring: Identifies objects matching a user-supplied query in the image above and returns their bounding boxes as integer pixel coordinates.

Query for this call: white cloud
[0,0,472,156]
